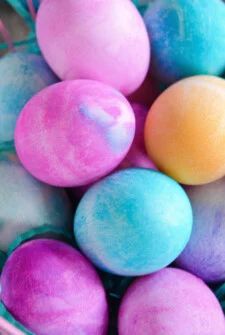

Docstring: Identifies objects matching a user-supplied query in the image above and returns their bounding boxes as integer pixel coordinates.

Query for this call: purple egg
[176,178,225,282]
[0,239,108,335]
[119,268,225,335]
[15,80,135,187]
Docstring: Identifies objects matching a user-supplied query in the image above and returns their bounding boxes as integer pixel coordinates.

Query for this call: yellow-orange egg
[145,76,225,185]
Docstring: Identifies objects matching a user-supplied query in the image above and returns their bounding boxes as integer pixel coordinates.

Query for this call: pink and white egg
[15,80,135,187]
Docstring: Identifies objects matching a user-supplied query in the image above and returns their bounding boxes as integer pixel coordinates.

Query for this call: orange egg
[145,76,225,185]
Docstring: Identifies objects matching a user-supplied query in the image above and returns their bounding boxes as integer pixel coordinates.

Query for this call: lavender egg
[0,149,73,251]
[177,178,225,283]
[0,239,108,335]
[119,268,225,335]
[0,52,57,146]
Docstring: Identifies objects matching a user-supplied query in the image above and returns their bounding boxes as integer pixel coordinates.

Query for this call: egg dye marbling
[144,0,225,84]
[15,80,135,187]
[36,0,150,95]
[0,52,57,146]
[119,268,225,335]
[74,168,193,276]
[0,239,108,335]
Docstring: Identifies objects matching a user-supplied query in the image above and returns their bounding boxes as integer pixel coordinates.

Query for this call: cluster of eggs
[1,0,225,334]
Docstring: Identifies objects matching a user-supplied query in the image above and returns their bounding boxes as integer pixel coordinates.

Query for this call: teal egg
[144,0,225,84]
[74,169,193,276]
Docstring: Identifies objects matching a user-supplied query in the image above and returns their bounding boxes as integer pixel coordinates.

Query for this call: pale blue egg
[0,149,73,251]
[144,0,225,84]
[74,168,193,276]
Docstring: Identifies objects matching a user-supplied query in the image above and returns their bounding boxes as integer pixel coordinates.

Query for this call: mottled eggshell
[74,169,193,276]
[0,52,57,146]
[15,79,135,187]
[36,0,150,95]
[0,239,108,335]
[144,0,225,84]
[145,76,225,185]
[176,178,225,283]
[118,268,225,335]
[120,103,157,170]
[0,150,73,251]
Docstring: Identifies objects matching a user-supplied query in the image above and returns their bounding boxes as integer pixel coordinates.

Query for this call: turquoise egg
[0,149,73,252]
[144,0,225,84]
[74,169,193,276]
[0,52,57,146]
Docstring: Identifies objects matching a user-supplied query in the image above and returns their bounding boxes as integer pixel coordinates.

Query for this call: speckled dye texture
[145,76,225,185]
[0,150,73,251]
[0,52,57,146]
[144,0,225,84]
[15,80,135,187]
[74,169,193,276]
[119,268,225,335]
[0,239,108,335]
[36,0,150,95]
[120,103,156,170]
[177,178,225,283]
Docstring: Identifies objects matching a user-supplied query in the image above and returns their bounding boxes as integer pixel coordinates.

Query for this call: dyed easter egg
[74,169,193,276]
[0,52,57,146]
[120,104,156,170]
[144,0,225,84]
[145,76,225,185]
[15,80,135,187]
[0,149,73,251]
[0,239,108,335]
[176,178,225,283]
[36,0,150,95]
[119,268,225,335]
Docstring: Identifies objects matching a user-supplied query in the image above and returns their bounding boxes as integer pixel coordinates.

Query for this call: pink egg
[119,268,225,335]
[120,103,157,170]
[0,239,108,335]
[36,0,150,95]
[15,80,135,187]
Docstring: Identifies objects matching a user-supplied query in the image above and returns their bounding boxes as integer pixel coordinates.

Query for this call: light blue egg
[0,149,73,252]
[144,0,225,84]
[0,52,57,146]
[74,168,193,276]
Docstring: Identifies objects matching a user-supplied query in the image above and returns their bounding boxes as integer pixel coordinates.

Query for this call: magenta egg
[0,239,108,335]
[119,268,225,335]
[15,80,135,187]
[36,0,150,95]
